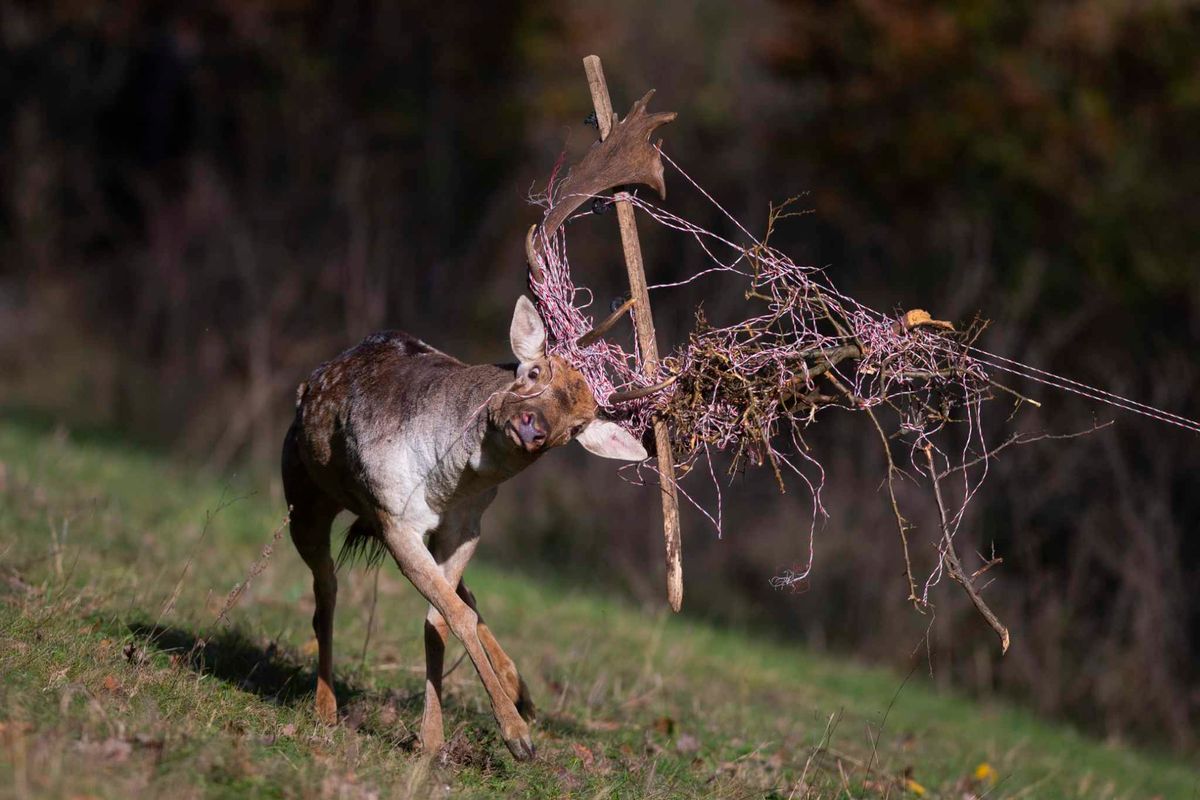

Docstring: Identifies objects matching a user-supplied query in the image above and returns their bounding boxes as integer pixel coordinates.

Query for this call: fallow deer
[282,91,674,760]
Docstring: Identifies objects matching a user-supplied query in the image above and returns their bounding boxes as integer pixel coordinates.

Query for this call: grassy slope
[0,419,1194,799]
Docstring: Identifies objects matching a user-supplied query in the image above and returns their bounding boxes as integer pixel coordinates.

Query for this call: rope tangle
[526,148,1194,650]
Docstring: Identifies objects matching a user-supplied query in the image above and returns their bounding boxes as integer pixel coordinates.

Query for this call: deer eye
[570,423,585,438]
[527,366,541,381]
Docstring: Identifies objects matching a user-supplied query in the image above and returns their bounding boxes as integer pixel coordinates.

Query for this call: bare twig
[213,508,290,628]
[865,662,918,784]
[923,443,1010,653]
[359,565,381,670]
[937,420,1113,480]
[157,487,252,629]
[579,54,683,612]
[988,379,1043,408]
[826,372,922,607]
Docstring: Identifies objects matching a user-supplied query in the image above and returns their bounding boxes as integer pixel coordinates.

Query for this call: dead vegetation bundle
[530,183,1015,645]
[652,203,991,486]
[523,59,1053,650]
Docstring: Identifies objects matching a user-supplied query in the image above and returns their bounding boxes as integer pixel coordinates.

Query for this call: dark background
[2,0,1198,749]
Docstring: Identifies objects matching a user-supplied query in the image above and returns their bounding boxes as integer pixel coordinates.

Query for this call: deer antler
[606,374,678,403]
[577,297,637,348]
[526,91,676,287]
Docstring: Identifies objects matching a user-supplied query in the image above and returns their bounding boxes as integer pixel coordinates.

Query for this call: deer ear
[510,296,546,363]
[576,419,648,461]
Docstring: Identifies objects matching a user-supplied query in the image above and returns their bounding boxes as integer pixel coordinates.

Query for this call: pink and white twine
[526,151,995,593]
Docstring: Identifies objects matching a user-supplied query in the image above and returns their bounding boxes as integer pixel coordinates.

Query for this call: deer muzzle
[509,410,548,453]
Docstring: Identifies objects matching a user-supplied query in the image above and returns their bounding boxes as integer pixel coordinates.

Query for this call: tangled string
[527,153,996,599]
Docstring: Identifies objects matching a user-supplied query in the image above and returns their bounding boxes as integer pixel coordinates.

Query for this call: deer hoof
[503,730,536,761]
[315,679,338,725]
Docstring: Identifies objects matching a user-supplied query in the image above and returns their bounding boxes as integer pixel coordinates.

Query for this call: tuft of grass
[0,418,1196,798]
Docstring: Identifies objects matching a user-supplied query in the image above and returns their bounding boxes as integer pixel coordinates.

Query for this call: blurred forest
[2,1,1198,749]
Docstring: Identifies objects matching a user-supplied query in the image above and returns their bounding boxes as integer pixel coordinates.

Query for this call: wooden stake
[582,55,683,612]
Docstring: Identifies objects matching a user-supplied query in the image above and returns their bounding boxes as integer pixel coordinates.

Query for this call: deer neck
[421,364,539,509]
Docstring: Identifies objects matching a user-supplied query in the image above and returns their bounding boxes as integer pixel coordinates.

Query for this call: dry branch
[923,444,1010,653]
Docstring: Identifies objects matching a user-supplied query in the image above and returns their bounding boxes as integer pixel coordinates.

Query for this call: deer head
[490,296,647,460]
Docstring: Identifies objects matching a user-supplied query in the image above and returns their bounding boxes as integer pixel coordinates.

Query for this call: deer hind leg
[419,525,477,753]
[421,605,450,752]
[458,581,535,722]
[282,428,341,725]
[420,579,535,753]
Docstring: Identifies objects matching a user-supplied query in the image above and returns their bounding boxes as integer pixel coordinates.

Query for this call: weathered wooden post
[581,55,683,612]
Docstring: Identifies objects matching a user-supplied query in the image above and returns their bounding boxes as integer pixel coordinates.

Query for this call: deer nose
[517,411,547,450]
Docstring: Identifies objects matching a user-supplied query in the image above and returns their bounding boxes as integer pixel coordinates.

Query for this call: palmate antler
[524,57,684,612]
[524,89,676,300]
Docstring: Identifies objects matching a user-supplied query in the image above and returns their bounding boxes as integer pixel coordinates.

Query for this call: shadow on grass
[128,621,355,705]
[126,621,422,743]
[124,619,584,765]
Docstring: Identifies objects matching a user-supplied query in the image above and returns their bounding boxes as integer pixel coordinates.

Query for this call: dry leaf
[900,308,954,332]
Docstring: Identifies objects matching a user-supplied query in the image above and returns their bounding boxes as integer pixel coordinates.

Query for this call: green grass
[0,419,1195,799]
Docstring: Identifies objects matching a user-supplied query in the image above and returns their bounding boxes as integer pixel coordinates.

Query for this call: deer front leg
[458,581,535,722]
[383,520,534,761]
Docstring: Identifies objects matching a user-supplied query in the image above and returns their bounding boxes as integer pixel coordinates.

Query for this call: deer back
[292,330,532,524]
